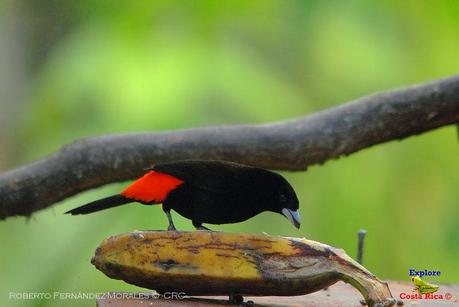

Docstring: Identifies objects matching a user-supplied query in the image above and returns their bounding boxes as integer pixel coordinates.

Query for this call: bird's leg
[165,211,176,231]
[192,221,212,231]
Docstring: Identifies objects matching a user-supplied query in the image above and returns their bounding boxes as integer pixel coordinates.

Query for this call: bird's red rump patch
[121,171,184,203]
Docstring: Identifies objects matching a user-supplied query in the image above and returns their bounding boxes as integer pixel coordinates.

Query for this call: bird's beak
[281,208,301,229]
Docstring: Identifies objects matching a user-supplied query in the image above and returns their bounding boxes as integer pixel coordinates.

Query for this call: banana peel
[92,231,395,306]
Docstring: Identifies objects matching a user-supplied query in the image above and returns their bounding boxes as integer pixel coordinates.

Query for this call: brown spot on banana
[91,231,395,307]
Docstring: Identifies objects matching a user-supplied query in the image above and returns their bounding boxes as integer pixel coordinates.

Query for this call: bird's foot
[167,225,177,231]
[197,225,212,231]
[228,294,243,305]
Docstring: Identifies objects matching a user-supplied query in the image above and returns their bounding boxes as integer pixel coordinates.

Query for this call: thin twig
[357,229,367,265]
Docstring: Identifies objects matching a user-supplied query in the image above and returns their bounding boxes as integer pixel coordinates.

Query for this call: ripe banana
[92,231,395,306]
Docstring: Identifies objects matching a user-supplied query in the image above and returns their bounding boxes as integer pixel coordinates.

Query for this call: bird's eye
[279,194,287,202]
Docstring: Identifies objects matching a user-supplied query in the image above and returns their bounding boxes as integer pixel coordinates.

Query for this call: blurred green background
[1,0,458,306]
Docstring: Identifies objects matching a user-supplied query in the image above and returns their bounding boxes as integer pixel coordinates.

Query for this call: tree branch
[1,75,459,220]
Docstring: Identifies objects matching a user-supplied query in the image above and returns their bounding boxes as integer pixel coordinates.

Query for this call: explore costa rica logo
[398,268,453,301]
[410,268,440,295]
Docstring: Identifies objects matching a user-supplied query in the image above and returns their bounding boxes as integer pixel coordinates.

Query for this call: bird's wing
[150,161,249,193]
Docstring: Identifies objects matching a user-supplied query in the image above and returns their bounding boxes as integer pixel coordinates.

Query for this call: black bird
[66,160,301,230]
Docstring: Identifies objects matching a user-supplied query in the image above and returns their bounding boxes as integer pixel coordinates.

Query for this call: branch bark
[1,75,459,220]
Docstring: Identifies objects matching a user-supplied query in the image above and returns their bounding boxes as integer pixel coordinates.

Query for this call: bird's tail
[65,195,132,215]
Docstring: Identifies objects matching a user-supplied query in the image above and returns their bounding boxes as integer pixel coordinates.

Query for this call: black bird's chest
[164,183,264,225]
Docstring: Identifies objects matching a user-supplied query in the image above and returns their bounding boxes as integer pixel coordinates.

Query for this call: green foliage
[1,1,459,306]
